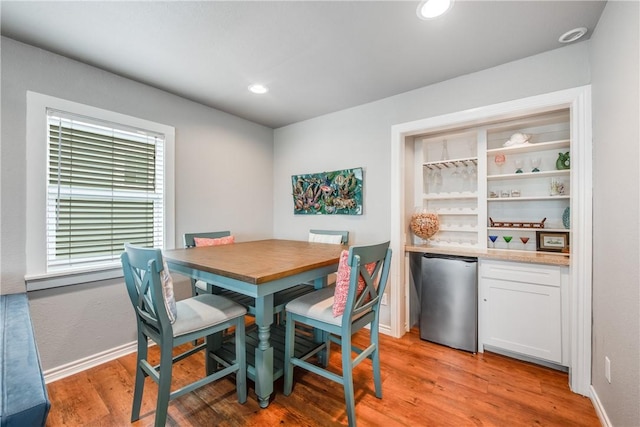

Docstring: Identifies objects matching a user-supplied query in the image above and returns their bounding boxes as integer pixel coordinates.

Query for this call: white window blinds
[46,109,165,271]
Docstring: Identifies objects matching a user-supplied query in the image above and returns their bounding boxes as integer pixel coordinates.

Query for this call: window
[26,93,174,290]
[46,110,165,271]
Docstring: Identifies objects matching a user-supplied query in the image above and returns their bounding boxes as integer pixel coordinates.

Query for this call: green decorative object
[563,207,570,229]
[556,152,570,170]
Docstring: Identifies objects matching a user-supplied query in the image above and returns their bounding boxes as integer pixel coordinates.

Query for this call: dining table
[163,239,344,408]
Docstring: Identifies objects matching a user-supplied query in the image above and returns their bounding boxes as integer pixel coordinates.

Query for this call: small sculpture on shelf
[550,178,565,196]
[556,152,570,170]
[503,132,531,147]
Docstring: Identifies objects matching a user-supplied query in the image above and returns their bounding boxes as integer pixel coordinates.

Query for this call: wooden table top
[163,239,345,285]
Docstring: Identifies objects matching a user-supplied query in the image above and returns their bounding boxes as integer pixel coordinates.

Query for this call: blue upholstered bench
[0,293,50,427]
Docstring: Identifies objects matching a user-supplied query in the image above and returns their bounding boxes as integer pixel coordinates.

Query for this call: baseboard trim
[379,323,392,336]
[43,340,139,384]
[590,385,612,427]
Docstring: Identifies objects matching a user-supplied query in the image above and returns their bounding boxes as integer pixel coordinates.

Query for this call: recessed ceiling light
[417,0,453,20]
[248,84,269,94]
[559,27,588,44]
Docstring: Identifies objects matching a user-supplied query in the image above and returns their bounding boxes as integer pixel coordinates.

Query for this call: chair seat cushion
[308,232,343,244]
[194,235,235,246]
[195,279,209,291]
[1,294,50,427]
[160,260,178,324]
[172,294,246,337]
[285,286,342,326]
[194,279,230,292]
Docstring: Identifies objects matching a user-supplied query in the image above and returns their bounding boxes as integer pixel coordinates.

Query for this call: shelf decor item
[531,157,541,172]
[514,159,524,174]
[489,217,546,229]
[410,210,440,240]
[550,178,565,196]
[562,206,570,229]
[503,132,531,147]
[488,235,498,248]
[556,152,570,170]
[536,231,570,253]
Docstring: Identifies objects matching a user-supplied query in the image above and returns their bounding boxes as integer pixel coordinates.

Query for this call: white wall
[274,42,591,329]
[0,37,274,370]
[589,2,640,426]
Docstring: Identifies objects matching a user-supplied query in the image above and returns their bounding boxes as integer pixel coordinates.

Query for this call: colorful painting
[291,167,363,215]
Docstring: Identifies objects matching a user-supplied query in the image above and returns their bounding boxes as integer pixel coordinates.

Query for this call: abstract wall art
[291,167,363,215]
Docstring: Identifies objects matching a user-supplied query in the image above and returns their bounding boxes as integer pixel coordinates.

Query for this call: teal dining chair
[183,230,233,296]
[121,244,247,427]
[283,241,392,427]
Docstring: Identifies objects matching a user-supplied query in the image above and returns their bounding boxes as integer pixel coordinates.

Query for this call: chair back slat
[343,242,392,326]
[183,231,231,248]
[121,244,171,336]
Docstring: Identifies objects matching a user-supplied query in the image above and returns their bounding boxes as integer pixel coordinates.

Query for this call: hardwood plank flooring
[45,328,600,426]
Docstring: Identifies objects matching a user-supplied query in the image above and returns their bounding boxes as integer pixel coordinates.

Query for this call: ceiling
[0,1,606,129]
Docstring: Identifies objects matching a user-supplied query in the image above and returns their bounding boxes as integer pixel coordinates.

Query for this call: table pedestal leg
[254,294,274,408]
[255,325,273,408]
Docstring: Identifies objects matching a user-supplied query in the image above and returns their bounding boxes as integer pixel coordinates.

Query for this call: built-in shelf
[426,240,480,248]
[439,226,478,232]
[423,192,478,200]
[486,139,570,155]
[435,208,478,215]
[488,195,570,202]
[487,169,570,181]
[487,227,569,233]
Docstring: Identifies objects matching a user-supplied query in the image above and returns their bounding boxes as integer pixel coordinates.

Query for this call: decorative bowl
[410,211,440,239]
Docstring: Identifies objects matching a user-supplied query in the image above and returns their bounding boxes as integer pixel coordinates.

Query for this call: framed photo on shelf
[536,231,570,253]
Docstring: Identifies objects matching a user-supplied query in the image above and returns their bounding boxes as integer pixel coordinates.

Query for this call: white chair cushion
[172,294,246,337]
[160,260,178,324]
[285,286,342,326]
[195,279,209,291]
[308,232,343,244]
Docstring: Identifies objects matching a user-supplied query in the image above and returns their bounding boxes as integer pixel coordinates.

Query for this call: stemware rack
[423,157,477,171]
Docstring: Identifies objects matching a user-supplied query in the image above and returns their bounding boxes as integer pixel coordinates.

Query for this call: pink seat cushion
[332,250,376,317]
[194,235,235,246]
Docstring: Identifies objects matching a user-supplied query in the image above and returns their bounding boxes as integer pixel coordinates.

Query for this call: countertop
[405,245,570,266]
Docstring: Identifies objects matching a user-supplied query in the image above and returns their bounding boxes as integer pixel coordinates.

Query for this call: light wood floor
[45,328,600,426]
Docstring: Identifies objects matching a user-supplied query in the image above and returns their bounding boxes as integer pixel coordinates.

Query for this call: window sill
[25,265,123,291]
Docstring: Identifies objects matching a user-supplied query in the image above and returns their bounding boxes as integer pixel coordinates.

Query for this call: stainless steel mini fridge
[419,253,478,353]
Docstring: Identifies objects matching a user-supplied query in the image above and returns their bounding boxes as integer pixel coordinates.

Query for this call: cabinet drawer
[479,260,561,287]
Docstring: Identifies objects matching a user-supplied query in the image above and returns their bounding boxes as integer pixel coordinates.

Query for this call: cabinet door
[480,277,562,363]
